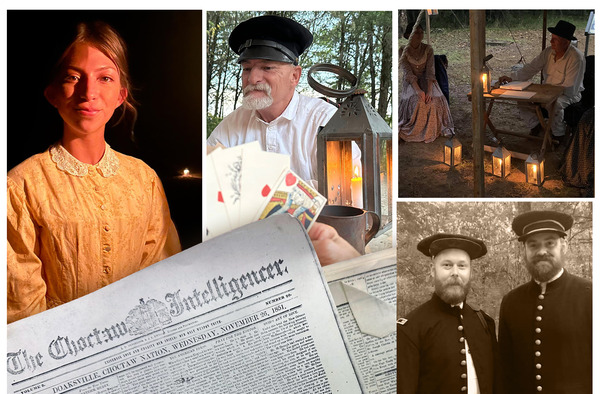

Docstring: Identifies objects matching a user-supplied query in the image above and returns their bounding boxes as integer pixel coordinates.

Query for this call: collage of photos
[1,7,596,394]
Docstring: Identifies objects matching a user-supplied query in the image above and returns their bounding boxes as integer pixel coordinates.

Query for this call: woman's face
[46,43,127,139]
[409,26,424,46]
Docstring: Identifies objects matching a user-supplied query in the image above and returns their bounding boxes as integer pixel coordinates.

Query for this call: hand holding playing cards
[205,142,326,241]
[308,222,360,266]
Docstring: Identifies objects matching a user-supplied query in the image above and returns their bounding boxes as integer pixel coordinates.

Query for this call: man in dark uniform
[398,234,501,394]
[499,210,592,394]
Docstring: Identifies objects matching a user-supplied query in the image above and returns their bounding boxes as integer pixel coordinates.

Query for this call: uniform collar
[50,142,119,178]
[532,268,567,294]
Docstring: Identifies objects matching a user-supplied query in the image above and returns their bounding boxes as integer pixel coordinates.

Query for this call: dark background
[7,10,203,249]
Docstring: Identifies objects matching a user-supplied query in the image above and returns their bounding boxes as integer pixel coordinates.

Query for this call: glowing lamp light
[350,165,363,209]
[525,153,545,186]
[482,54,493,94]
[182,168,190,177]
[443,136,462,167]
[492,145,511,178]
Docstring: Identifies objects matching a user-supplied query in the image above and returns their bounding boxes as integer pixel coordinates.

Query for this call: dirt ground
[398,26,595,197]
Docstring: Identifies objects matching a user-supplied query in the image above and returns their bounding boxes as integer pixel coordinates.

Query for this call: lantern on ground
[492,144,511,178]
[443,136,462,167]
[525,153,545,186]
[310,64,392,226]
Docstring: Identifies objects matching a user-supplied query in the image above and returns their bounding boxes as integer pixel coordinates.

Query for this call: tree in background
[397,201,592,324]
[207,11,392,135]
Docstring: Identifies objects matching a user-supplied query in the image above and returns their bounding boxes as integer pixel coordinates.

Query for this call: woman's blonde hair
[49,21,137,127]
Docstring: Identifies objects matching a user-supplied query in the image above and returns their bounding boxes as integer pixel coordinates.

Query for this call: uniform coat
[398,294,501,394]
[499,270,592,394]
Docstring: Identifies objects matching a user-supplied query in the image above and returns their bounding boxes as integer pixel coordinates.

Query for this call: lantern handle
[307,63,359,99]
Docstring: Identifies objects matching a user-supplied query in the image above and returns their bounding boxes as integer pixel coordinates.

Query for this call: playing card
[239,150,290,226]
[255,170,327,231]
[203,147,231,240]
[211,141,261,229]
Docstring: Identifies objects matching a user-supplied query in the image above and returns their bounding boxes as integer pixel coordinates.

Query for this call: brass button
[537,386,543,391]
[536,375,542,380]
[458,325,464,331]
[103,245,111,253]
[461,360,467,366]
[460,349,466,355]
[461,387,467,392]
[459,337,465,343]
[535,328,542,334]
[535,351,541,357]
[102,266,111,274]
[537,305,543,311]
[535,339,542,345]
[461,373,467,379]
[536,363,542,369]
[536,316,542,322]
[538,294,545,300]
[104,225,110,232]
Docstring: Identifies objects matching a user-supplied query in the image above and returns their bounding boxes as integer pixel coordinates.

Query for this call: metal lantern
[316,91,392,226]
[525,153,545,186]
[492,144,511,178]
[443,136,462,167]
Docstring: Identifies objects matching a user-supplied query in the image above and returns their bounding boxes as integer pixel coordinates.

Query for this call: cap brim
[518,229,568,242]
[237,46,295,64]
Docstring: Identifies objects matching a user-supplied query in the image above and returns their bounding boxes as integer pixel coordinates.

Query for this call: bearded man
[398,234,502,394]
[206,15,337,185]
[499,210,592,394]
[498,20,585,142]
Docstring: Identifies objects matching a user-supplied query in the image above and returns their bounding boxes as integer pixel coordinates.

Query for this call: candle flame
[183,168,190,176]
[353,165,360,178]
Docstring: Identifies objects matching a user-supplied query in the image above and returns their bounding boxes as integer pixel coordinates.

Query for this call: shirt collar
[50,142,119,178]
[253,91,299,124]
[534,267,564,286]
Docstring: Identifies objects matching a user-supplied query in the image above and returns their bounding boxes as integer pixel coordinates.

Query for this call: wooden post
[426,12,431,45]
[541,11,547,83]
[470,10,486,197]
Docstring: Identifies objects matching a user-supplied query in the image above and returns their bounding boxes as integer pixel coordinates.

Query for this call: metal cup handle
[365,211,380,244]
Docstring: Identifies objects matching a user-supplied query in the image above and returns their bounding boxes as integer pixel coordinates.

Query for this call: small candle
[183,168,190,177]
[481,73,488,93]
[350,166,363,209]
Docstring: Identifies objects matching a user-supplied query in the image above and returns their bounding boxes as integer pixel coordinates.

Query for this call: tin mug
[316,205,380,254]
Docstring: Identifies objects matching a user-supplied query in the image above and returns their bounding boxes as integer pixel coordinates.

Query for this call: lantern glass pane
[493,157,502,177]
[453,146,462,165]
[527,163,538,184]
[504,155,511,176]
[444,146,452,165]
[325,139,363,207]
[378,138,392,224]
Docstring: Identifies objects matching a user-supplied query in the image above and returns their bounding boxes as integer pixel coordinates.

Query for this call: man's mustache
[243,83,271,95]
[531,254,555,263]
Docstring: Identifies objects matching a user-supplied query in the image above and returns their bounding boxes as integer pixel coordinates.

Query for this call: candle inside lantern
[350,165,363,209]
[183,168,190,177]
[481,73,488,93]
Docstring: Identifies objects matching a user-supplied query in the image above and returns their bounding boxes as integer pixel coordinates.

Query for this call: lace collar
[50,142,119,178]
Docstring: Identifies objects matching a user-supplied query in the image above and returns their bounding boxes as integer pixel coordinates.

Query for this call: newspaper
[6,215,363,394]
[323,249,397,394]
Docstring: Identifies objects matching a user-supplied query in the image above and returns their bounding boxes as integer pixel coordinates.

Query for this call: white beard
[242,83,273,110]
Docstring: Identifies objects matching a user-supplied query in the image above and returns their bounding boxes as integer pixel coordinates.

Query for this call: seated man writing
[207,15,337,186]
[499,20,585,142]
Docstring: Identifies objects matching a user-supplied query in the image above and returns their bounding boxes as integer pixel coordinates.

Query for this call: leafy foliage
[397,202,592,326]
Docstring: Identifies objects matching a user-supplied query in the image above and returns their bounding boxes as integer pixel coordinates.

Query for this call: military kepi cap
[512,210,573,242]
[228,15,313,65]
[417,233,487,259]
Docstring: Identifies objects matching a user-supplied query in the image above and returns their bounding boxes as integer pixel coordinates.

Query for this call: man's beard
[435,276,470,305]
[242,83,273,110]
[526,253,564,282]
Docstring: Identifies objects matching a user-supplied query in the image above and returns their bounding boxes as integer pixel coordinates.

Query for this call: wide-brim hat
[512,210,574,242]
[417,233,487,260]
[228,15,313,65]
[548,20,577,41]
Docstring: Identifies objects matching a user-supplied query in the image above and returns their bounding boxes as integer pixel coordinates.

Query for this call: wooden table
[469,84,565,157]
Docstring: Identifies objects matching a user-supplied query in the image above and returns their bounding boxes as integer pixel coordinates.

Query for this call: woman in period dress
[7,22,181,323]
[398,23,454,143]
